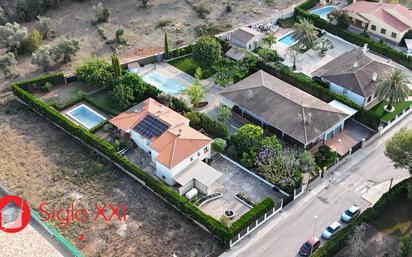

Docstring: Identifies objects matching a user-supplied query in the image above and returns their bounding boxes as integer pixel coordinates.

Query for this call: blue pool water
[278,33,296,46]
[311,6,337,20]
[67,105,106,129]
[142,70,187,96]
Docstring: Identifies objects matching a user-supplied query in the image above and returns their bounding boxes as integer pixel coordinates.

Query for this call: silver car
[321,221,341,240]
[341,205,361,223]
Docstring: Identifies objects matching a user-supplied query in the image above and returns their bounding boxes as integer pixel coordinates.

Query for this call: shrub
[19,29,42,54]
[36,15,51,38]
[0,22,28,56]
[195,1,211,19]
[41,81,52,92]
[212,138,226,153]
[157,19,172,28]
[185,111,229,139]
[52,36,80,63]
[0,52,17,78]
[115,27,126,45]
[256,48,280,62]
[192,36,222,67]
[75,57,114,88]
[93,2,110,23]
[315,145,336,169]
[31,46,54,71]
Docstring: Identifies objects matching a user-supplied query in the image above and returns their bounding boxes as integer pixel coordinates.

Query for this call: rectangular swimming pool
[66,104,106,129]
[278,32,296,46]
[141,70,187,96]
[311,6,337,20]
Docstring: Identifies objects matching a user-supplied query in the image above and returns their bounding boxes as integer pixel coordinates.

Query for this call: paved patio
[201,155,284,221]
[280,33,356,75]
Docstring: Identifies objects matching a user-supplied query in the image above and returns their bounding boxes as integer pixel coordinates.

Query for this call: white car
[341,205,361,223]
[321,221,341,240]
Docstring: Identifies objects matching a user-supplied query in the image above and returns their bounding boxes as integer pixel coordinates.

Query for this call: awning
[174,159,222,187]
[328,100,358,116]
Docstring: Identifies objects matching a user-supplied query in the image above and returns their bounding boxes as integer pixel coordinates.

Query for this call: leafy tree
[115,27,126,45]
[192,36,221,67]
[112,84,134,109]
[0,7,8,26]
[212,138,226,153]
[313,38,334,55]
[31,46,54,71]
[111,53,122,78]
[217,106,232,123]
[0,22,28,56]
[0,52,17,78]
[292,18,318,47]
[16,0,52,22]
[36,15,51,38]
[256,48,280,62]
[229,124,264,157]
[385,128,412,174]
[93,2,110,23]
[119,72,158,101]
[185,83,204,107]
[238,124,264,139]
[213,54,257,86]
[75,57,114,88]
[52,37,80,62]
[327,10,350,29]
[241,150,258,169]
[19,29,42,54]
[398,234,412,257]
[287,44,300,71]
[259,136,282,153]
[164,31,169,58]
[262,34,277,48]
[376,69,411,112]
[297,151,316,174]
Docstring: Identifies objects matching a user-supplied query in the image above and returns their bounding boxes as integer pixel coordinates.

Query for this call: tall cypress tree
[164,31,169,58]
[111,53,122,78]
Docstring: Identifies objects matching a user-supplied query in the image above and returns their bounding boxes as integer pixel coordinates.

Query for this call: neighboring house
[110,98,221,195]
[313,47,397,109]
[219,70,355,149]
[229,27,264,51]
[343,0,412,44]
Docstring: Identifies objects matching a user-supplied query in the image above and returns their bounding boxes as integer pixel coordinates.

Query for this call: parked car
[341,205,361,223]
[321,221,342,240]
[299,237,321,256]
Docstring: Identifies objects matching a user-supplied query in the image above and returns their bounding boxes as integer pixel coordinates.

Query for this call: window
[371,25,376,31]
[367,96,372,103]
[204,147,209,153]
[190,157,194,162]
[248,44,251,49]
[197,152,201,157]
[380,28,386,34]
[391,32,397,38]
[342,89,348,96]
[162,175,166,180]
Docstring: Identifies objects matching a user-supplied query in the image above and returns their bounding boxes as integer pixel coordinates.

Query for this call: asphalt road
[222,115,412,257]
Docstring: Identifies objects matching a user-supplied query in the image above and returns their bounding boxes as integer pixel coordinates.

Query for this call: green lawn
[168,55,215,79]
[369,100,412,122]
[86,89,124,116]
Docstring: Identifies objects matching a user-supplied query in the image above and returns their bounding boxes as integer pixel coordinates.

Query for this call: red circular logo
[0,195,31,233]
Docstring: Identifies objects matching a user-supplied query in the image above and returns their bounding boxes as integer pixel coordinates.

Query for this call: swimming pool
[311,6,337,20]
[278,32,297,46]
[66,104,106,129]
[142,70,187,96]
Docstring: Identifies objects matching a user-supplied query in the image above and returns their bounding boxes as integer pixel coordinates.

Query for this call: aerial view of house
[0,0,411,257]
[343,0,412,44]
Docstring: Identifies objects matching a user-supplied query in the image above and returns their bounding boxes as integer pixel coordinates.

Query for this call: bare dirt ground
[0,99,225,257]
[0,0,302,92]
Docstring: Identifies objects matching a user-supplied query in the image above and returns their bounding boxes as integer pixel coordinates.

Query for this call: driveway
[201,155,284,220]
[280,33,355,75]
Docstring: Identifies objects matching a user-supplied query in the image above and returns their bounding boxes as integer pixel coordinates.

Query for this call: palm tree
[292,18,319,47]
[376,69,411,112]
[263,34,277,48]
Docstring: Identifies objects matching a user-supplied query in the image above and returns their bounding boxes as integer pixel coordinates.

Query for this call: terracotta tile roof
[343,2,412,32]
[151,124,212,169]
[110,98,211,169]
[109,98,189,133]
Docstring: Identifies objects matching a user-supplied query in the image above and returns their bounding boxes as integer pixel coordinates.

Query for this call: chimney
[353,61,359,68]
[177,128,182,137]
[372,72,378,81]
[362,44,368,54]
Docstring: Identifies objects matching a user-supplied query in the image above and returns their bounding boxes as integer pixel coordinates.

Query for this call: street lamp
[310,215,318,256]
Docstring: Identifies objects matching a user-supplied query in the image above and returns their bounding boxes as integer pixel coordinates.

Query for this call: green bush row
[294,3,412,70]
[257,61,381,129]
[13,73,65,91]
[313,177,411,257]
[165,44,195,60]
[11,82,270,244]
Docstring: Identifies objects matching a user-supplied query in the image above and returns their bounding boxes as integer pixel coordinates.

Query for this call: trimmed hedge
[313,177,411,257]
[257,61,381,129]
[14,73,65,91]
[11,82,271,244]
[164,44,195,60]
[295,2,412,70]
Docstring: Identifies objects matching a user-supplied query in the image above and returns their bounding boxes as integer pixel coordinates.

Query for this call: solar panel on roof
[134,115,169,139]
